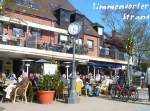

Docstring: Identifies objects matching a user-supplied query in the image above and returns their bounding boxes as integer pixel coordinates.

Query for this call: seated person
[76,75,84,95]
[61,74,68,86]
[8,73,17,83]
[86,82,93,96]
[93,83,100,96]
[4,73,29,100]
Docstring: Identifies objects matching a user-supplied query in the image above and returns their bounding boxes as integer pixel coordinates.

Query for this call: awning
[88,62,127,68]
[0,15,68,34]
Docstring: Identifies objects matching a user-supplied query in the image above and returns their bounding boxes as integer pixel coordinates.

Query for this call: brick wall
[83,34,99,57]
[2,11,58,45]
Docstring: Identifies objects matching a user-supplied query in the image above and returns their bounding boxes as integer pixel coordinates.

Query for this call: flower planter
[38,90,55,104]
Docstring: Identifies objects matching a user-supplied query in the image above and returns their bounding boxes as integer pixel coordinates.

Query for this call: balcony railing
[0,36,126,61]
[0,37,88,55]
[99,48,125,60]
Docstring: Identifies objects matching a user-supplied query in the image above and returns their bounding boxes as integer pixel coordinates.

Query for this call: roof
[5,0,75,21]
[92,23,104,28]
[105,36,126,51]
[5,0,99,37]
[83,18,99,37]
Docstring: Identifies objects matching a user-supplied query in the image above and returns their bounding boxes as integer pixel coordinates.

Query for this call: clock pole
[68,36,79,104]
[67,22,82,104]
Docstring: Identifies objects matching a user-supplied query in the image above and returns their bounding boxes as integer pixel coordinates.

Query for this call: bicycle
[110,83,129,102]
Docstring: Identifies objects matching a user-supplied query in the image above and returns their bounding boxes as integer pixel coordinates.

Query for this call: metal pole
[68,36,79,104]
[26,66,29,77]
[94,66,96,79]
[66,65,69,80]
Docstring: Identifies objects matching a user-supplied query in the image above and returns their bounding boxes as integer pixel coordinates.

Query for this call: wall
[83,34,99,57]
[2,11,58,45]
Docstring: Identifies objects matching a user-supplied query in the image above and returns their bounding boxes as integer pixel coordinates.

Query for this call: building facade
[0,0,128,76]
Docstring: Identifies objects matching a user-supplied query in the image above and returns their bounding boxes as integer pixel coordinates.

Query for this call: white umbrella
[36,59,49,63]
[22,59,34,62]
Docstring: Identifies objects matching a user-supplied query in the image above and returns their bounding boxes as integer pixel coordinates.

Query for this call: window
[12,25,24,37]
[105,48,110,55]
[0,22,3,35]
[0,0,4,5]
[16,0,39,10]
[16,0,28,5]
[31,29,42,38]
[59,35,68,43]
[76,39,82,45]
[61,10,70,22]
[87,40,94,49]
[98,27,103,35]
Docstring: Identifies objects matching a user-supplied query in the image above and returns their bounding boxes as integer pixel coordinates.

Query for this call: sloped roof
[5,0,75,21]
[83,18,99,37]
[5,0,99,37]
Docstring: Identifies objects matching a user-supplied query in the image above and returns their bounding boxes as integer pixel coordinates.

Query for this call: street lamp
[22,59,34,77]
[67,22,82,104]
[66,65,70,80]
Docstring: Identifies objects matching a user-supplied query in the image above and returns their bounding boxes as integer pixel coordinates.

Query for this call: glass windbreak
[59,35,68,44]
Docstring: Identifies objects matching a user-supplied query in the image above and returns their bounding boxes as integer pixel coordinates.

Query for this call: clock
[68,22,82,35]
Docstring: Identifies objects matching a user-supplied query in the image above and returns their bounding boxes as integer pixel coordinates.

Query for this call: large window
[31,29,42,38]
[0,22,3,35]
[87,40,94,49]
[12,25,25,37]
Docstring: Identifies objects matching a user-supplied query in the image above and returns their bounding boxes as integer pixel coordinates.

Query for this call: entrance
[13,59,22,77]
[0,60,2,73]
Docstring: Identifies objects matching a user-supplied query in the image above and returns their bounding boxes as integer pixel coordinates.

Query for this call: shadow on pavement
[0,107,5,111]
[96,95,150,106]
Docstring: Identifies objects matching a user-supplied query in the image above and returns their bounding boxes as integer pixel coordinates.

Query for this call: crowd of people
[60,69,127,97]
[0,72,30,101]
[1,67,150,102]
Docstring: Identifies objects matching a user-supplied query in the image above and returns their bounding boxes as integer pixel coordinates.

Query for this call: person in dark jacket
[118,69,126,85]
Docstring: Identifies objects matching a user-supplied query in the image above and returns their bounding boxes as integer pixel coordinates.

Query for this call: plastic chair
[100,84,108,95]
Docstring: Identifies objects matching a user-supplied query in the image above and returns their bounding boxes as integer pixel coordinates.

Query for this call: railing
[0,36,126,61]
[99,48,125,60]
[0,37,88,55]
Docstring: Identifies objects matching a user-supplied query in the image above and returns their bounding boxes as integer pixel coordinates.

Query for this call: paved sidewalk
[0,89,150,111]
[0,95,150,111]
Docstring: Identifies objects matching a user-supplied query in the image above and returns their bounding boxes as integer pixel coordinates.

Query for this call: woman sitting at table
[4,73,29,100]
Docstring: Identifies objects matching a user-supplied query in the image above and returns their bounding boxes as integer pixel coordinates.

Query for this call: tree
[101,8,150,84]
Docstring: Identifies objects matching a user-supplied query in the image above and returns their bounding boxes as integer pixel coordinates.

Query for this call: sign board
[43,63,57,75]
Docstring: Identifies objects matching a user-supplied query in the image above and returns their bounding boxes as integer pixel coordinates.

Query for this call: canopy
[88,62,127,68]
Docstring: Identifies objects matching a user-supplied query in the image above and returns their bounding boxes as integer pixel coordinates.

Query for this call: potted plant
[38,71,61,104]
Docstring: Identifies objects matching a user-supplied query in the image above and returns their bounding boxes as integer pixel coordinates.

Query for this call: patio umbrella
[36,59,49,75]
[22,59,34,62]
[36,59,49,63]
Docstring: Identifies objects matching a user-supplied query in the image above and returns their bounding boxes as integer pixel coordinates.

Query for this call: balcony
[99,48,125,61]
[0,36,88,55]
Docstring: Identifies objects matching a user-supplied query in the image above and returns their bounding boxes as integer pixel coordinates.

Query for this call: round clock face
[68,23,81,35]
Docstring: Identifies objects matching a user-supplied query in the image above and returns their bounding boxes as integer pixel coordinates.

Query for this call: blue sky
[69,0,150,33]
